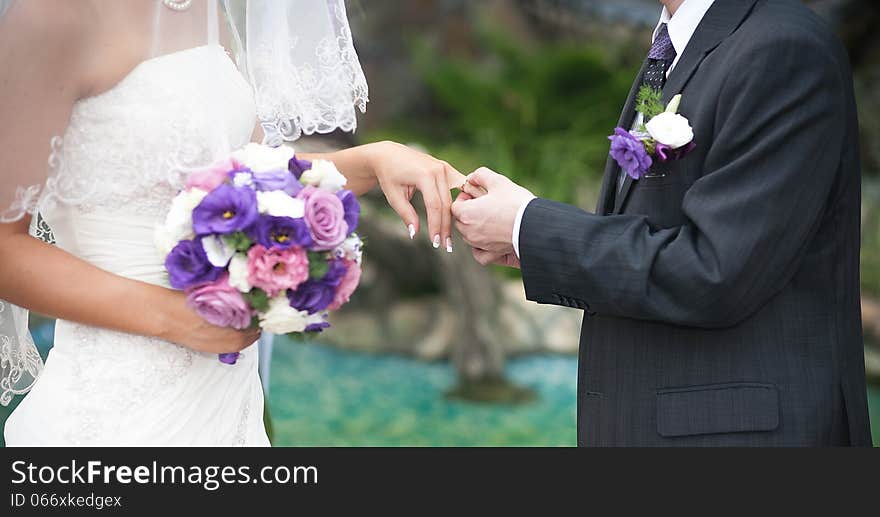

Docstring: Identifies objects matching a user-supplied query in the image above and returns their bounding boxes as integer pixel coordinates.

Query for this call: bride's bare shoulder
[0,1,97,93]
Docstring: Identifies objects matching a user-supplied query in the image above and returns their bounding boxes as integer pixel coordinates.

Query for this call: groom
[452,0,872,446]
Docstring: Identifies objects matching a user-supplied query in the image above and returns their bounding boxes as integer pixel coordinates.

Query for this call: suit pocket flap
[656,383,779,438]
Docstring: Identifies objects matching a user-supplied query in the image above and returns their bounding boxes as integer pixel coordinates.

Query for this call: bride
[0,0,464,445]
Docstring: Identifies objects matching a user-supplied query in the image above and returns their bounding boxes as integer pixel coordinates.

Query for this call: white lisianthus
[645,112,694,149]
[299,159,347,192]
[232,143,295,173]
[232,171,254,187]
[256,190,305,218]
[259,295,308,334]
[334,234,364,264]
[227,253,252,292]
[201,235,236,267]
[154,188,208,256]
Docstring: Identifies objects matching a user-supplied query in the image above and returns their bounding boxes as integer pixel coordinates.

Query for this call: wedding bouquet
[155,144,363,364]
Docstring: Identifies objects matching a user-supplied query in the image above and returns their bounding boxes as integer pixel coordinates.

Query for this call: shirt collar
[652,0,716,58]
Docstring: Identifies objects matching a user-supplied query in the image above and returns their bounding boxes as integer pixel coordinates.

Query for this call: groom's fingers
[461,181,486,199]
[384,187,420,239]
[467,167,505,191]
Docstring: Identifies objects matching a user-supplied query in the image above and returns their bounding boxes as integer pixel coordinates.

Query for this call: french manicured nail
[446,237,453,253]
[433,235,441,249]
[408,224,416,239]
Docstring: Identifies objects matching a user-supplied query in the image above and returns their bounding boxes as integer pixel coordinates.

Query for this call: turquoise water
[1,324,878,446]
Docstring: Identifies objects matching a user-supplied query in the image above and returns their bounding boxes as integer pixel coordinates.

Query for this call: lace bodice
[49,45,256,220]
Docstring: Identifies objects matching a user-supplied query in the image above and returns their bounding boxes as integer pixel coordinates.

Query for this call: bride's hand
[363,141,467,252]
[158,290,261,355]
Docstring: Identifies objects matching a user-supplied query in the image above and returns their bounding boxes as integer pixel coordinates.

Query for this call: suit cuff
[512,197,537,258]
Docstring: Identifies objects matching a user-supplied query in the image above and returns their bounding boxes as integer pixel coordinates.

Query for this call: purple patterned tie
[643,23,676,90]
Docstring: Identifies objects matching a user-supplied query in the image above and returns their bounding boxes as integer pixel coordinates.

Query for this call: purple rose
[185,274,253,330]
[165,239,223,289]
[608,127,652,180]
[253,169,303,196]
[298,187,348,251]
[192,183,259,236]
[655,141,697,163]
[287,260,348,314]
[288,156,313,180]
[337,190,360,234]
[249,215,313,249]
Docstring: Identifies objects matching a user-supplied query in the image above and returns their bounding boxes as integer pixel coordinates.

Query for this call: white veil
[0,0,368,405]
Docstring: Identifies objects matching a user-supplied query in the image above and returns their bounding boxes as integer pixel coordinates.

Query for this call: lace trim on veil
[0,214,52,406]
[247,1,369,146]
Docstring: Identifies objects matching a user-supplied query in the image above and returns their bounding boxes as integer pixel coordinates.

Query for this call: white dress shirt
[512,0,715,258]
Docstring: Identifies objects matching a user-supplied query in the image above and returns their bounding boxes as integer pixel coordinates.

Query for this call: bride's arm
[0,220,258,354]
[301,142,467,252]
[0,2,258,354]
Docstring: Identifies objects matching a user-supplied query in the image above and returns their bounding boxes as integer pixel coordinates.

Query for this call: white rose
[256,190,305,218]
[259,295,308,334]
[154,188,208,256]
[232,143,295,173]
[645,112,694,149]
[299,159,347,192]
[201,235,236,267]
[227,253,252,292]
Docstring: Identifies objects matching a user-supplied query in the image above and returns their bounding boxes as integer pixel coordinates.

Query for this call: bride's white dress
[4,45,270,446]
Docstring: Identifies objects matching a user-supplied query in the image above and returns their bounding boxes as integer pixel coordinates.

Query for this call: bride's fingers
[418,176,444,248]
[446,166,467,193]
[436,164,453,252]
[383,186,420,239]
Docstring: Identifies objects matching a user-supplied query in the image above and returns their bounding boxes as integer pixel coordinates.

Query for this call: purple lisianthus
[608,127,652,180]
[305,320,331,333]
[253,169,303,196]
[655,141,697,163]
[249,215,313,250]
[287,260,348,314]
[165,239,223,289]
[192,183,259,235]
[337,190,360,234]
[288,156,313,180]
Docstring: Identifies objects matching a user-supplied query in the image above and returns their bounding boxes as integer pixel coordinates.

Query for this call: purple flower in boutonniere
[607,93,696,178]
[655,141,697,162]
[608,127,653,180]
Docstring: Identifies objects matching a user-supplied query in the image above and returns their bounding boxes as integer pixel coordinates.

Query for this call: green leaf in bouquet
[243,288,270,312]
[249,315,261,330]
[224,231,253,252]
[308,251,330,279]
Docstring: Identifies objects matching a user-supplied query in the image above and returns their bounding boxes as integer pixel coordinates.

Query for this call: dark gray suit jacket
[519,0,872,446]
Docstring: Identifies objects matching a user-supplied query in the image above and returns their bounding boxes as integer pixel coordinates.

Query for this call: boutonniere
[608,87,696,180]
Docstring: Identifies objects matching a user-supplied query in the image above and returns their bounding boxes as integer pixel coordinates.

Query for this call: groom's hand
[451,167,534,266]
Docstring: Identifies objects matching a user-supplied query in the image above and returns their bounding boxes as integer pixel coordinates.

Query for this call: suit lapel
[612,0,759,215]
[596,58,650,215]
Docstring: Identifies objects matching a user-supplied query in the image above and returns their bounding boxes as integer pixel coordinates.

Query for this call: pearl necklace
[162,0,192,11]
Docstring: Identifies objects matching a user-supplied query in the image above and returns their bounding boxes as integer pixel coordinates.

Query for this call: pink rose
[185,274,253,330]
[328,260,362,310]
[247,244,309,297]
[298,186,348,250]
[185,157,236,192]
